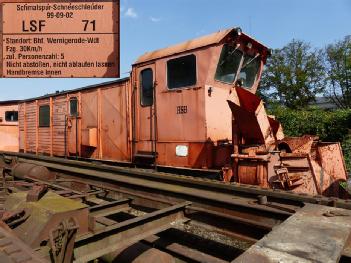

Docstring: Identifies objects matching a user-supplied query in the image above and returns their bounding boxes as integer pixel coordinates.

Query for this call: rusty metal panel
[153,87,207,155]
[81,91,98,130]
[156,142,212,169]
[228,87,275,148]
[0,222,48,262]
[205,85,232,142]
[88,128,98,147]
[101,85,130,161]
[268,116,284,141]
[318,143,347,181]
[188,142,213,168]
[1,0,120,78]
[4,191,89,248]
[154,55,207,142]
[80,90,98,158]
[279,135,318,154]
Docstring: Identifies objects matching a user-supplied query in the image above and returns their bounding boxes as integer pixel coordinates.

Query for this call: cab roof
[134,27,269,65]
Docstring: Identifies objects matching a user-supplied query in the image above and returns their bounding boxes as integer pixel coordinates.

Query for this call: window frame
[140,68,154,107]
[69,97,79,117]
[166,54,197,90]
[238,55,261,89]
[5,110,18,122]
[214,44,244,85]
[38,105,50,127]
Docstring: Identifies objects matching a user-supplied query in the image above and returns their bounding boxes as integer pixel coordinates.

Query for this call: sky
[0,0,350,100]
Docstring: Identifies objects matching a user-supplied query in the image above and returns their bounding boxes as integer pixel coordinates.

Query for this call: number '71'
[82,20,96,31]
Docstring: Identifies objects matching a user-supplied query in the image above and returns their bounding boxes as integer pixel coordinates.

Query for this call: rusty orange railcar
[17,27,348,197]
[19,79,131,160]
[0,100,19,152]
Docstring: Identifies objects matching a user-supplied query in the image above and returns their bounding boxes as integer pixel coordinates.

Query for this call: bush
[342,135,351,174]
[269,105,351,172]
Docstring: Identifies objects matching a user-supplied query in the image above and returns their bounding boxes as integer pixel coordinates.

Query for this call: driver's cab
[132,27,270,169]
[208,28,270,93]
[204,28,270,148]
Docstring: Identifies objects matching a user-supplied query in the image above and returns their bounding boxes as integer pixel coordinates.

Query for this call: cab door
[133,64,157,162]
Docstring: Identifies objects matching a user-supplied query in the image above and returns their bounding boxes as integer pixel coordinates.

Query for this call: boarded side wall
[19,79,131,162]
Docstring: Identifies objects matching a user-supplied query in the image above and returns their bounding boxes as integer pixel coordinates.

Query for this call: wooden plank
[233,204,351,263]
[95,216,116,227]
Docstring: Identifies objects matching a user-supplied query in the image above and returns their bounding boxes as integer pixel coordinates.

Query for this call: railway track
[0,152,350,262]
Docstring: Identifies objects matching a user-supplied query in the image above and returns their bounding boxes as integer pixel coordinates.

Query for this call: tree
[324,36,351,109]
[260,40,325,109]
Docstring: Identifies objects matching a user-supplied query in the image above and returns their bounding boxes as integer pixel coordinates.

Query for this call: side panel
[101,84,130,161]
[204,84,232,142]
[80,91,98,159]
[24,102,37,153]
[0,126,19,152]
[52,96,68,156]
[156,88,206,142]
[156,142,212,168]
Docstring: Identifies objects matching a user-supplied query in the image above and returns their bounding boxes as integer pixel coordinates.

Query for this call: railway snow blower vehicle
[13,27,347,197]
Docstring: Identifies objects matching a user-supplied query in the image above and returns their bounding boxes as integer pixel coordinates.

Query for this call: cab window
[167,54,196,89]
[238,55,260,88]
[5,111,18,122]
[140,68,154,106]
[215,44,243,83]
